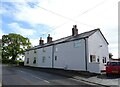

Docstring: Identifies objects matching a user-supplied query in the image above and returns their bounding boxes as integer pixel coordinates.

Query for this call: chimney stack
[47,34,52,43]
[72,25,78,36]
[39,37,44,45]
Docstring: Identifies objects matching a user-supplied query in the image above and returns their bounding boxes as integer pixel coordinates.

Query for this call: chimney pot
[73,25,77,29]
[39,37,44,45]
[47,34,52,43]
[72,25,78,36]
[48,34,50,37]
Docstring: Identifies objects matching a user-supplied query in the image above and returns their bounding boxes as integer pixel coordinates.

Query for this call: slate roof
[26,28,108,51]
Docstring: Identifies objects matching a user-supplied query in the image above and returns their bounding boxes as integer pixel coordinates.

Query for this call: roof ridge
[52,28,99,42]
[26,28,100,51]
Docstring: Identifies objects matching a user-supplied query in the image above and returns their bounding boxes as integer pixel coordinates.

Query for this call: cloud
[30,38,39,46]
[0,19,4,39]
[1,0,119,58]
[0,29,4,39]
[8,23,36,36]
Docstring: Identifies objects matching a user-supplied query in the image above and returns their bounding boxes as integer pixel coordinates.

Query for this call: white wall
[24,30,109,74]
[54,39,86,71]
[88,30,109,73]
[24,50,38,67]
[37,46,53,68]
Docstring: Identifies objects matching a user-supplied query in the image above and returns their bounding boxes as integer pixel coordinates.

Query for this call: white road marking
[69,78,96,85]
[18,70,50,83]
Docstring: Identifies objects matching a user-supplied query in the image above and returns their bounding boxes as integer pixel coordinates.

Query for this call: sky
[0,0,119,58]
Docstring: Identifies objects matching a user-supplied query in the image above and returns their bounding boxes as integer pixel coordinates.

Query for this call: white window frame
[90,55,96,62]
[74,40,81,48]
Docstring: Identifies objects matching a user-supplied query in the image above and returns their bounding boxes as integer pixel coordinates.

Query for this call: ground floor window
[55,56,57,61]
[27,58,29,64]
[90,55,96,62]
[33,57,36,64]
[97,56,100,62]
[102,57,106,63]
[42,56,46,63]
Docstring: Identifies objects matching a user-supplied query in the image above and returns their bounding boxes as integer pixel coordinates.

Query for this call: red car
[106,61,120,76]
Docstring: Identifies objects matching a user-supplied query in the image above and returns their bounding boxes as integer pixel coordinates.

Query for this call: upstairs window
[43,48,46,52]
[54,45,58,52]
[55,47,58,52]
[90,55,96,62]
[74,40,81,48]
[27,51,29,54]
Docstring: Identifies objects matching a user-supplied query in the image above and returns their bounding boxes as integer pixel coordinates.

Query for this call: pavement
[23,66,120,87]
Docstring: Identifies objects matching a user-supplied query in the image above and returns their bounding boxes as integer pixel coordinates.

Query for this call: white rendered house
[24,25,109,73]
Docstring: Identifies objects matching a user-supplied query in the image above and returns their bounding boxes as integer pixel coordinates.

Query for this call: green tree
[2,33,31,63]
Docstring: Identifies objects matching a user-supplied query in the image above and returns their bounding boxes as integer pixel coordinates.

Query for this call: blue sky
[0,0,119,58]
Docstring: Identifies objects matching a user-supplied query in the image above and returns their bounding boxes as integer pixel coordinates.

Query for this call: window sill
[89,62,100,64]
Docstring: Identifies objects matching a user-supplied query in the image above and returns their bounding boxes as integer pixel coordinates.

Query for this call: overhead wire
[37,0,108,37]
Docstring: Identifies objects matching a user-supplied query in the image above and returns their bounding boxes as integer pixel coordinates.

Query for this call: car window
[110,62,120,66]
[118,62,120,66]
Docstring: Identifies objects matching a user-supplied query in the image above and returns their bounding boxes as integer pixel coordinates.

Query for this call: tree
[2,33,31,63]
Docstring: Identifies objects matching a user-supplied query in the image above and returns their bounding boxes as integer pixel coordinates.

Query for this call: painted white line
[31,75,50,83]
[18,70,50,83]
[69,78,96,85]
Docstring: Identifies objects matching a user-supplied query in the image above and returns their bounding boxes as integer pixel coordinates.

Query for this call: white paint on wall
[54,39,86,71]
[88,30,109,73]
[37,46,53,68]
[24,30,109,74]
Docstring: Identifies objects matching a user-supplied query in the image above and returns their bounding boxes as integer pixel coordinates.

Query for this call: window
[43,48,46,52]
[74,40,81,48]
[54,45,58,52]
[97,56,99,62]
[34,50,37,53]
[55,56,57,61]
[33,57,36,64]
[27,58,29,64]
[42,56,46,63]
[103,57,106,63]
[27,51,29,54]
[90,55,96,62]
[55,47,58,52]
[110,62,120,66]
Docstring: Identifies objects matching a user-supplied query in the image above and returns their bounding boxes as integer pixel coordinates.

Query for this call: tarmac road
[2,65,106,86]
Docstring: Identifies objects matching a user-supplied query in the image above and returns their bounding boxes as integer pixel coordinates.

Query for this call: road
[2,65,105,86]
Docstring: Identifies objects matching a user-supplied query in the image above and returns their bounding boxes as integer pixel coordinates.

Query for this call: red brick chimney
[47,34,52,43]
[39,37,44,45]
[72,25,78,36]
